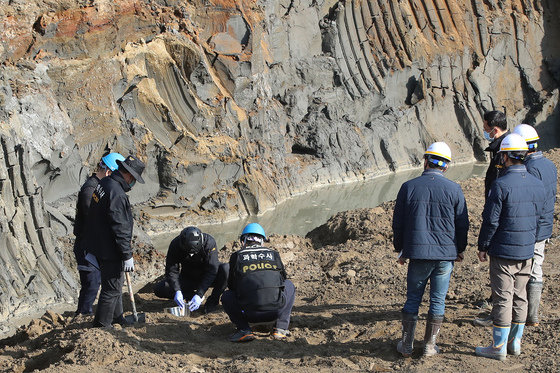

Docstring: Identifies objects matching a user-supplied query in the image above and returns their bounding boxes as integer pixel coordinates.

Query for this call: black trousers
[222,280,296,330]
[154,263,229,306]
[93,259,124,327]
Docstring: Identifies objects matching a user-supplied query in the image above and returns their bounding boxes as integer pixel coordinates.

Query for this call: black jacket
[484,131,509,199]
[165,233,219,297]
[86,171,133,262]
[73,174,100,266]
[228,246,287,311]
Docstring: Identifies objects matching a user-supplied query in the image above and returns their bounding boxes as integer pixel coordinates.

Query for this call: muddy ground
[2,149,560,372]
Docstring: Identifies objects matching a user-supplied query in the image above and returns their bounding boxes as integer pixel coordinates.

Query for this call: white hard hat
[499,133,528,152]
[513,124,539,148]
[425,142,452,162]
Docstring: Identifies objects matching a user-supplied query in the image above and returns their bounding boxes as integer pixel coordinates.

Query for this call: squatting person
[392,142,469,357]
[475,134,546,360]
[154,226,228,314]
[222,223,296,342]
[87,155,146,328]
[73,152,124,316]
[513,124,557,326]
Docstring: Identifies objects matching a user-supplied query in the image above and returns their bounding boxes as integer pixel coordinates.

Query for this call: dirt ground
[2,149,560,373]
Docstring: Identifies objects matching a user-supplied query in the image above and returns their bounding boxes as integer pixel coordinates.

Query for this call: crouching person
[154,227,228,314]
[475,134,546,360]
[222,223,296,342]
[392,142,469,357]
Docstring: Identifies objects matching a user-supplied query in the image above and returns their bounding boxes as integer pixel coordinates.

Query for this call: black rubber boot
[397,312,417,357]
[423,314,443,356]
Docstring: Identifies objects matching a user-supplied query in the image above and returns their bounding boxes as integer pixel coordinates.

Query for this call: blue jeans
[403,260,454,316]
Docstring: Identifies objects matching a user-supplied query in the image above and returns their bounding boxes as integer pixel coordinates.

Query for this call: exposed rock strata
[0,0,559,324]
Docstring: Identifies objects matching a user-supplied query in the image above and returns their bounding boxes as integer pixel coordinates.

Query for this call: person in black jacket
[87,155,145,328]
[154,226,229,314]
[482,110,509,200]
[222,223,296,342]
[73,152,124,315]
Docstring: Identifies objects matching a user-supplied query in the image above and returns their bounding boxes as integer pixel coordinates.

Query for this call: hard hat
[425,142,452,162]
[499,133,528,152]
[241,223,266,240]
[513,124,539,149]
[101,152,125,171]
[180,226,204,254]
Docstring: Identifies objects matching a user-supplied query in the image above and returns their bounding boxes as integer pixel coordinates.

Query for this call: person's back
[479,165,546,260]
[393,170,468,260]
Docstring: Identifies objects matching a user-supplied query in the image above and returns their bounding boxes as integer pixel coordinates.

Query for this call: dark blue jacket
[392,169,469,260]
[478,165,546,260]
[524,152,557,241]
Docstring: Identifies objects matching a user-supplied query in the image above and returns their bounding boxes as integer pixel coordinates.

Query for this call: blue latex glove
[174,291,185,309]
[123,258,134,272]
[188,294,203,312]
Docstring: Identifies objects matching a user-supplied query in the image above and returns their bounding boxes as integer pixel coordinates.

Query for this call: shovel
[124,272,146,324]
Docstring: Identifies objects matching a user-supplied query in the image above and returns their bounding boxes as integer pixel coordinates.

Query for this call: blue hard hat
[241,223,266,240]
[101,152,125,171]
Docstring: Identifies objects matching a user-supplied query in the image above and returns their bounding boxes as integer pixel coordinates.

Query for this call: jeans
[77,269,101,314]
[403,260,454,316]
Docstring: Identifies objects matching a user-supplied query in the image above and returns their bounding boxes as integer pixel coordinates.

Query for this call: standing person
[393,142,469,357]
[483,110,509,199]
[512,124,557,326]
[73,152,124,315]
[222,223,296,342]
[153,226,229,314]
[475,134,546,360]
[474,110,509,326]
[87,155,145,328]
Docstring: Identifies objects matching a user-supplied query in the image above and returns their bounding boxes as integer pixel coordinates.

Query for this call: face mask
[483,130,494,141]
[129,179,136,188]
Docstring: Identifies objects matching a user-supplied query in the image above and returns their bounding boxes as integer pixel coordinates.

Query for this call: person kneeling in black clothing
[154,227,228,314]
[222,223,296,342]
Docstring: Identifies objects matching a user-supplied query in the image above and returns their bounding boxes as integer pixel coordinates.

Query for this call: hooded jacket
[86,171,133,262]
[164,233,219,297]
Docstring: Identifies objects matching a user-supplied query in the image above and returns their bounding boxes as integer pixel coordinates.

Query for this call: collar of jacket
[111,170,131,192]
[484,130,510,152]
[422,169,444,177]
[525,151,543,161]
[503,164,527,174]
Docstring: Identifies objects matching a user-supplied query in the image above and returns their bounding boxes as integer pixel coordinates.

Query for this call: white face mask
[483,130,494,141]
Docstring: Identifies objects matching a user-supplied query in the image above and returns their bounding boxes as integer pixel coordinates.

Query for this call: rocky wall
[0,0,559,323]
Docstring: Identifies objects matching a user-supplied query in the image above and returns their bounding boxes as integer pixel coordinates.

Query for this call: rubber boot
[475,325,509,361]
[507,322,525,356]
[526,281,543,326]
[397,313,417,357]
[423,314,443,356]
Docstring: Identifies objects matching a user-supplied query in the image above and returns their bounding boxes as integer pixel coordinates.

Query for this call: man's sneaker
[473,314,493,327]
[229,329,255,343]
[272,328,289,340]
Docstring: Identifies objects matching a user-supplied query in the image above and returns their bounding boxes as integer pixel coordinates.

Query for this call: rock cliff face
[0,0,559,325]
